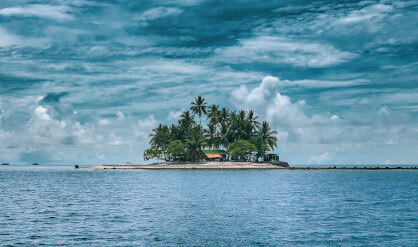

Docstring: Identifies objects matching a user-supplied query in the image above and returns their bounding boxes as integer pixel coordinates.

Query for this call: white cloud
[0,26,52,48]
[0,27,21,47]
[216,36,357,68]
[309,152,332,164]
[141,59,207,74]
[330,115,340,120]
[287,79,369,88]
[231,76,309,128]
[0,4,74,21]
[265,2,406,43]
[99,119,110,126]
[230,76,417,165]
[135,115,157,140]
[34,106,51,121]
[109,134,122,146]
[167,110,183,122]
[134,7,182,26]
[153,0,205,5]
[116,111,125,120]
[0,93,159,164]
[337,4,393,24]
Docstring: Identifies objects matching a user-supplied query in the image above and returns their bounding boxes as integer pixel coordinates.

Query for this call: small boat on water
[2,163,10,165]
[32,163,39,166]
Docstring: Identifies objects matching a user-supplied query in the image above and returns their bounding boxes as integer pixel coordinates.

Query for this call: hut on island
[204,150,227,161]
[265,153,280,162]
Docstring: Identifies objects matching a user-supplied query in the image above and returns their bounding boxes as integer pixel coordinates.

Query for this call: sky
[0,0,417,166]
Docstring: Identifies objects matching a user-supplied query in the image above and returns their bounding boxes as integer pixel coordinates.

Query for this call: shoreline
[80,161,287,170]
[79,162,417,170]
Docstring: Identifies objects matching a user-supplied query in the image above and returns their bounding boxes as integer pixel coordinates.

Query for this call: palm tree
[238,110,246,121]
[185,126,206,161]
[149,124,171,150]
[219,123,230,149]
[227,110,247,141]
[190,96,207,126]
[258,121,278,150]
[207,104,220,125]
[178,111,195,130]
[204,123,220,149]
[219,108,229,123]
[238,110,247,139]
[245,110,260,138]
[169,124,182,142]
[247,110,260,130]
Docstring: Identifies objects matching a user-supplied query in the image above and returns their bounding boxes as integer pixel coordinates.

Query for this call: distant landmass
[143,96,282,165]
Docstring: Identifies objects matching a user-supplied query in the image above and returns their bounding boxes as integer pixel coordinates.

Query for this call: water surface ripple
[0,166,417,246]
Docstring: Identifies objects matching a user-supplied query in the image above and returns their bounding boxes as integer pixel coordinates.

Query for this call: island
[79,96,416,170]
[82,96,290,169]
[142,96,284,164]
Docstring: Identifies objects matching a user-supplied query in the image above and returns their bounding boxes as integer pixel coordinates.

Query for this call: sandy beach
[79,162,417,170]
[80,161,289,170]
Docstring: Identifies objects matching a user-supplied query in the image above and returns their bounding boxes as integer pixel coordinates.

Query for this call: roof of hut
[205,153,222,159]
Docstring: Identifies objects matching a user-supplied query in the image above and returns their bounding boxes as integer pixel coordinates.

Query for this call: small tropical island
[143,96,286,166]
[78,96,417,170]
[82,96,289,170]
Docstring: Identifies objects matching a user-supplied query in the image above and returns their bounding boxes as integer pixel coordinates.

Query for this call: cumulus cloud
[0,4,74,21]
[231,76,310,129]
[216,36,357,68]
[231,76,417,164]
[0,94,159,164]
[34,106,51,121]
[28,105,91,147]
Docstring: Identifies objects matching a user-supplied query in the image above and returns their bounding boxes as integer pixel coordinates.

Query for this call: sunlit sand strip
[79,162,417,170]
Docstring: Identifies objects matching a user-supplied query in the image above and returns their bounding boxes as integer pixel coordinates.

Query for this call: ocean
[1,166,416,246]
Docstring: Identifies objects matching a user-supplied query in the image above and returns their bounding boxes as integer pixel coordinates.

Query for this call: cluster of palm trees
[144,96,278,162]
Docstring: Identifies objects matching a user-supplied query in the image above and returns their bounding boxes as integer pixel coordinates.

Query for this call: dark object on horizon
[271,160,289,167]
[2,163,10,165]
[75,165,79,169]
[32,163,39,166]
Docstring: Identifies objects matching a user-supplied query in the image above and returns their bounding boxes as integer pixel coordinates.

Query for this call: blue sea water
[0,166,417,246]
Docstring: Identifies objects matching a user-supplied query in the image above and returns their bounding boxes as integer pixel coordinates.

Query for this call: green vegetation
[227,140,257,161]
[203,150,227,155]
[144,96,278,162]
